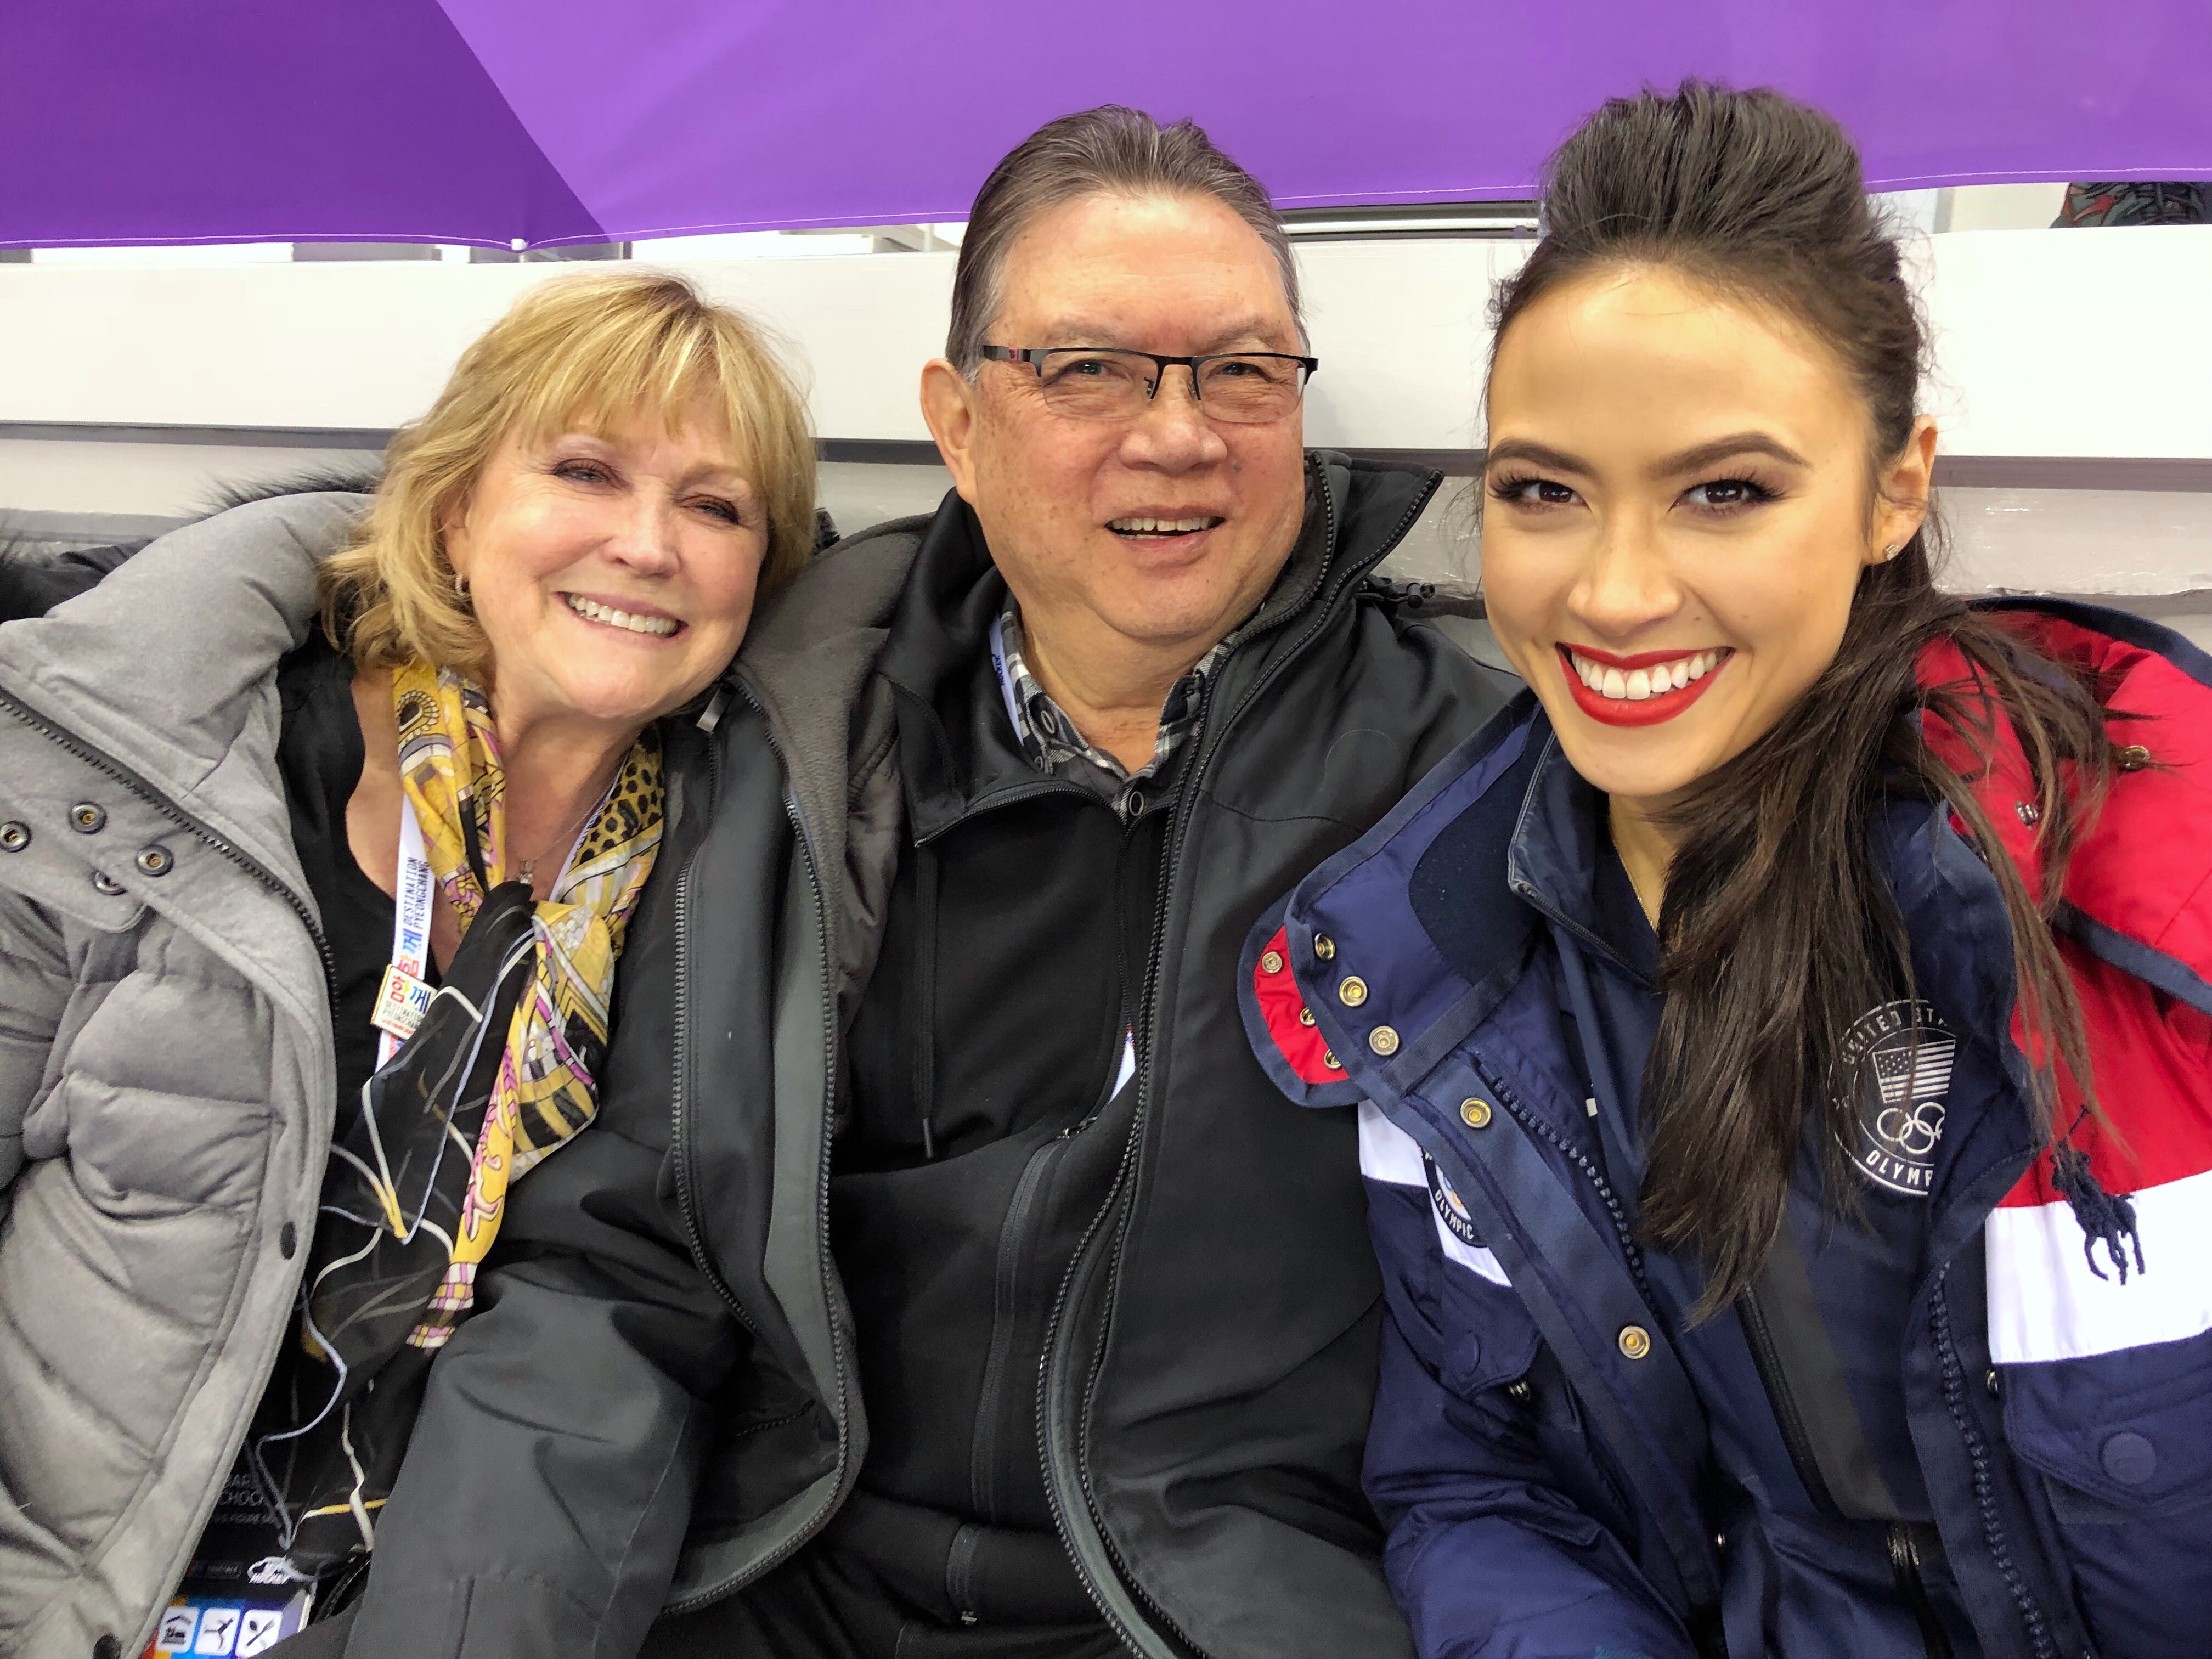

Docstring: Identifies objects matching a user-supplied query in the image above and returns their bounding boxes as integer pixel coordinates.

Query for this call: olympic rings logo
[1875,1100,1945,1158]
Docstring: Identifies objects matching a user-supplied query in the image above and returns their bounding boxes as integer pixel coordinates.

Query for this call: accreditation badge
[146,1590,309,1657]
[150,1459,315,1657]
[369,963,433,1042]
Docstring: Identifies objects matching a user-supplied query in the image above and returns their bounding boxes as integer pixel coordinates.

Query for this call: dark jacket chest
[840,787,1166,1171]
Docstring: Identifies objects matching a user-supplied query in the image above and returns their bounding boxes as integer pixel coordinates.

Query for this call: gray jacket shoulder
[0,492,366,860]
[0,492,365,759]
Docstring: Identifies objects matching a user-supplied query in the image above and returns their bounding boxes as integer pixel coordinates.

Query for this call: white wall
[1944,183,2069,233]
[4,229,2207,605]
[6,229,2207,453]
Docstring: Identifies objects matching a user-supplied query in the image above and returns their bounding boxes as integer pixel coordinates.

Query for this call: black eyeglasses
[979,346,1318,424]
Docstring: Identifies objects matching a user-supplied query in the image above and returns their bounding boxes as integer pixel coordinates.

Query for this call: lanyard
[369,797,599,1064]
[370,803,438,1066]
[987,613,1025,738]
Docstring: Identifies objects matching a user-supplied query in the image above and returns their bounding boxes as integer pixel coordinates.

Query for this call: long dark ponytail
[1489,82,2118,1316]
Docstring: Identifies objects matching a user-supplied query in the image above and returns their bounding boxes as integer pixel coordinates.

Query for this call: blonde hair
[323,269,817,674]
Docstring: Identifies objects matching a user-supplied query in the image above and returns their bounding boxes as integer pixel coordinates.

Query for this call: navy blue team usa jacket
[1240,602,2212,1659]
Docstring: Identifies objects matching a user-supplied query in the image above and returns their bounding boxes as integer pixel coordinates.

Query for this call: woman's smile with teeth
[1108,515,1223,536]
[564,593,680,637]
[1566,647,1727,701]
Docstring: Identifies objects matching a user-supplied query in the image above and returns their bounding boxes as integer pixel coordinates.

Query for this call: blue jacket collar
[1401,707,1643,1000]
[1499,721,1654,984]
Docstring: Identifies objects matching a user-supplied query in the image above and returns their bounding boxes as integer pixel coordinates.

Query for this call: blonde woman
[0,270,816,1659]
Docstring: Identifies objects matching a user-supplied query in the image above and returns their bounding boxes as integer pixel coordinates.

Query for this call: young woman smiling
[0,270,816,1658]
[1243,84,2212,1659]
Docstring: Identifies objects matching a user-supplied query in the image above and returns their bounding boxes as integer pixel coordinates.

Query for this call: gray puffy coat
[0,494,363,1659]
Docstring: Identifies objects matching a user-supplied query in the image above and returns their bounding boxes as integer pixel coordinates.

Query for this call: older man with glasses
[335,107,1513,1659]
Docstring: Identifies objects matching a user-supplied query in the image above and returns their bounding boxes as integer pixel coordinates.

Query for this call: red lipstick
[1558,644,1731,729]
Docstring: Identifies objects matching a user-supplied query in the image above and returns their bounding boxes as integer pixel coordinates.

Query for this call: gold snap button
[1313,934,1335,961]
[0,821,27,853]
[1368,1025,1400,1057]
[136,846,173,876]
[71,802,107,834]
[1260,949,1284,975]
[1297,1007,1316,1026]
[1338,975,1369,1008]
[1322,1049,1341,1071]
[2117,744,2152,772]
[1618,1324,1652,1361]
[1460,1098,1492,1129]
[91,871,126,896]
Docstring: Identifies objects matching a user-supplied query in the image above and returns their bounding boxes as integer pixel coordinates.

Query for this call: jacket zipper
[1929,1268,2064,1659]
[1470,1054,1657,1311]
[1887,1522,1956,1659]
[1743,1269,1965,1658]
[969,1126,1077,1520]
[972,800,1138,1522]
[1039,466,1441,1656]
[0,685,337,1011]
[665,723,760,1340]
[663,684,860,1613]
[1734,1284,1844,1519]
[1737,1265,1963,1649]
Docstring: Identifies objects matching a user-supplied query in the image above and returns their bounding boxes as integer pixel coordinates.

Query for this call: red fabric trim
[1996,940,2212,1205]
[1920,616,2212,990]
[1911,617,2212,1204]
[1252,926,1339,1085]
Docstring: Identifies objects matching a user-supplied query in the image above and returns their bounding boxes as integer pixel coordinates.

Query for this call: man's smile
[1106,514,1227,540]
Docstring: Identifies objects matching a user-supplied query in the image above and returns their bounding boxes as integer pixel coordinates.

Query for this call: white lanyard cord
[374,803,438,1067]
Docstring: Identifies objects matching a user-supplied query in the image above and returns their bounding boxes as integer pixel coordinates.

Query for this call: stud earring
[1882,543,1900,559]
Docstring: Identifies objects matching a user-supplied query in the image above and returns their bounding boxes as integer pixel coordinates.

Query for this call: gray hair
[946,105,1304,374]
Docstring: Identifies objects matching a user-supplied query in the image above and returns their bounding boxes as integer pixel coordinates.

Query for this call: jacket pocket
[2005,1331,2212,1515]
[1435,1244,1542,1397]
[1413,1146,1543,1396]
[2001,1327,2212,1658]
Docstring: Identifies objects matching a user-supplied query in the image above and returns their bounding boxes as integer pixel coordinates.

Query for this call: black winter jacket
[339,455,1514,1659]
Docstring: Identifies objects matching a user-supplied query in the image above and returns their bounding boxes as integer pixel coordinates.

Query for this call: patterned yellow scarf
[390,659,662,1347]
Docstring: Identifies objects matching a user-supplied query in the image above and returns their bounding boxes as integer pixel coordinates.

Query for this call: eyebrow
[681,466,759,498]
[554,429,756,488]
[681,459,753,483]
[1483,431,1810,478]
[1034,315,1292,354]
[1656,432,1811,475]
[1483,438,1590,476]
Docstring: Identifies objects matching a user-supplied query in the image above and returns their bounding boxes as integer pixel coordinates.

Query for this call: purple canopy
[11,1,2210,250]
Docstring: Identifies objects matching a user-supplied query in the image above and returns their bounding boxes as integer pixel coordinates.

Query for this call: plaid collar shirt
[992,596,1232,816]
